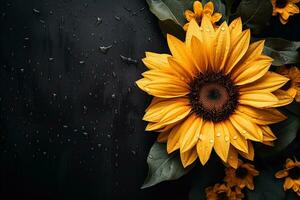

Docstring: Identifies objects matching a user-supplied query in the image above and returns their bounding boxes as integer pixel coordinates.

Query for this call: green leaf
[257,111,300,157]
[265,38,300,51]
[141,142,194,189]
[246,168,285,200]
[146,0,194,26]
[236,0,273,34]
[189,156,224,200]
[263,38,300,66]
[158,19,186,40]
[285,102,300,117]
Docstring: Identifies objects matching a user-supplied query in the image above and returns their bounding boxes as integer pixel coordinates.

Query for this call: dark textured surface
[0,0,299,200]
[0,0,192,199]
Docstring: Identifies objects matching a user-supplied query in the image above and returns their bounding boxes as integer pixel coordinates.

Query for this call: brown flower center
[189,72,239,122]
[288,167,300,180]
[235,167,248,179]
[217,192,229,200]
[276,0,288,8]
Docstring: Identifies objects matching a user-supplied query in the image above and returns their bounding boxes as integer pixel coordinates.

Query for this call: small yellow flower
[205,183,245,200]
[275,158,300,196]
[277,66,300,102]
[272,0,300,24]
[224,160,259,190]
[183,1,222,31]
[205,183,231,200]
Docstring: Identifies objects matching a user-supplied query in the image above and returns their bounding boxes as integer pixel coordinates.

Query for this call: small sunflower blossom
[275,158,300,196]
[205,183,245,200]
[136,15,294,168]
[272,0,300,24]
[224,160,259,190]
[277,66,300,102]
[183,1,222,31]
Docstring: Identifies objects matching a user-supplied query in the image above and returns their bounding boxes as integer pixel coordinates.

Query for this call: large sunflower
[136,16,293,168]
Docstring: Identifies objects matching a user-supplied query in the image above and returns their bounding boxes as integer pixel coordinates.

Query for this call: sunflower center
[288,167,300,180]
[235,167,248,179]
[217,192,228,200]
[276,0,288,8]
[189,72,239,122]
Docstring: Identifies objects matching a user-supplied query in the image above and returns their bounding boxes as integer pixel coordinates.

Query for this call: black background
[0,0,299,200]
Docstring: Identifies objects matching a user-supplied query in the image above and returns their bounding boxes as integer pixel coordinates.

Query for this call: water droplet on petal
[225,136,229,142]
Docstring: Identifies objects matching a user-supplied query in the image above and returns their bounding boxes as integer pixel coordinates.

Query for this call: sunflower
[205,183,245,200]
[136,16,294,168]
[277,66,300,102]
[275,158,300,196]
[183,1,222,31]
[205,183,231,200]
[272,0,300,24]
[224,160,259,190]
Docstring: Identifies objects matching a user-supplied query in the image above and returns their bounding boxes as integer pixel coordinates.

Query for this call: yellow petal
[136,78,150,91]
[239,71,289,93]
[143,97,191,123]
[224,120,248,153]
[145,97,163,112]
[229,17,242,43]
[168,57,194,82]
[275,170,288,178]
[180,148,198,168]
[212,22,230,71]
[196,121,214,165]
[157,131,169,143]
[230,113,263,142]
[143,79,190,98]
[238,40,265,65]
[167,34,196,77]
[272,89,296,107]
[239,91,279,108]
[184,10,195,22]
[236,105,286,125]
[211,13,222,23]
[284,178,294,190]
[180,114,203,153]
[214,122,230,162]
[186,19,203,48]
[261,125,277,141]
[225,29,250,74]
[193,1,203,16]
[200,15,216,63]
[239,141,254,161]
[203,1,214,15]
[285,158,295,168]
[227,146,239,169]
[286,3,300,14]
[232,55,272,85]
[143,52,171,70]
[141,69,184,82]
[190,36,207,73]
[167,124,182,153]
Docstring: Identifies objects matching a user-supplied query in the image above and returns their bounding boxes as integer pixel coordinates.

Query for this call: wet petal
[196,121,214,165]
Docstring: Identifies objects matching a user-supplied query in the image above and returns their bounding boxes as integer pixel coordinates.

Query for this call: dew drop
[216,132,221,137]
[233,136,238,140]
[225,136,229,142]
[209,139,214,143]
